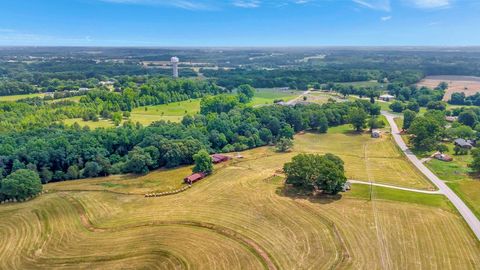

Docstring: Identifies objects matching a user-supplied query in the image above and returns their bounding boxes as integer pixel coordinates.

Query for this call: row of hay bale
[0,191,46,204]
[145,185,191,198]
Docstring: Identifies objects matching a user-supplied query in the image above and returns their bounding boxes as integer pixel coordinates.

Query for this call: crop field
[417,75,480,101]
[1,130,479,269]
[0,93,45,101]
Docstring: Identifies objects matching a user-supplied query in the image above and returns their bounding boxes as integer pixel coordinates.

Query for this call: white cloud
[407,0,451,9]
[232,0,261,8]
[352,0,391,11]
[381,15,392,21]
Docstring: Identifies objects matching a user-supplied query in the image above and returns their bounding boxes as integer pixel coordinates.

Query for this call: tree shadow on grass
[275,185,342,205]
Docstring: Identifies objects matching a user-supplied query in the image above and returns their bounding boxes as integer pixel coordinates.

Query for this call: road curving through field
[382,111,480,241]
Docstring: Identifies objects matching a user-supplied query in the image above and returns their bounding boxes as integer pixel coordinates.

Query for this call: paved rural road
[382,111,480,241]
[348,180,441,194]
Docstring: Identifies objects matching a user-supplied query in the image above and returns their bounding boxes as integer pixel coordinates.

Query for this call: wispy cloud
[100,0,215,10]
[407,0,451,9]
[232,0,261,8]
[100,0,318,10]
[352,0,391,12]
[381,15,392,21]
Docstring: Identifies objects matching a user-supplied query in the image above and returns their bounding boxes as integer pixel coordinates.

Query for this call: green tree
[237,84,255,103]
[0,169,42,200]
[276,138,293,152]
[283,153,346,195]
[436,144,449,153]
[426,101,447,111]
[458,111,477,127]
[402,109,417,130]
[192,150,213,174]
[112,112,123,126]
[469,148,480,174]
[348,107,368,131]
[125,147,153,174]
[389,101,405,113]
[82,161,102,178]
[408,116,443,151]
[66,165,80,180]
[280,124,295,139]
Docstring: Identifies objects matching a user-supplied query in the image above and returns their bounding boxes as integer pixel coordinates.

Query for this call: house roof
[184,173,205,182]
[454,139,472,147]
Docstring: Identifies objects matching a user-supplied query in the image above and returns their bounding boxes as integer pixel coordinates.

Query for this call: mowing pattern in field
[1,149,479,269]
[1,131,479,269]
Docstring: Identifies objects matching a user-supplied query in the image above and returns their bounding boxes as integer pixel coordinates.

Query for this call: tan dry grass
[1,131,479,269]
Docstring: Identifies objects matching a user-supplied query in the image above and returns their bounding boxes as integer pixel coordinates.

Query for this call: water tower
[171,57,179,78]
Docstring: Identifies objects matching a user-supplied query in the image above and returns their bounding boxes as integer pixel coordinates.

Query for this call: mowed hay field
[1,129,478,269]
[417,75,480,101]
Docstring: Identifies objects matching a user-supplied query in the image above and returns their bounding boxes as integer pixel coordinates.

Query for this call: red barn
[211,154,231,164]
[184,172,206,184]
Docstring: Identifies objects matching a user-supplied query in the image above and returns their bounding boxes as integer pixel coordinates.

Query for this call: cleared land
[1,130,479,269]
[417,75,480,101]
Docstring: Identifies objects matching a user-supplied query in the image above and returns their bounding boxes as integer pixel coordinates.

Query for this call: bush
[0,169,42,200]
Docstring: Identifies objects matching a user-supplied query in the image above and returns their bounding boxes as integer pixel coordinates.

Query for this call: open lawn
[131,99,201,124]
[248,88,298,106]
[423,142,480,219]
[62,118,117,129]
[293,125,433,190]
[447,181,480,220]
[0,93,45,101]
[1,132,479,269]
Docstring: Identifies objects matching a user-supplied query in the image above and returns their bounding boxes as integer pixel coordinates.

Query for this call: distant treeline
[0,77,223,132]
[202,68,424,90]
[0,60,198,96]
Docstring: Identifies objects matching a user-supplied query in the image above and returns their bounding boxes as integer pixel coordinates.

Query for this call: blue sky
[0,0,478,46]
